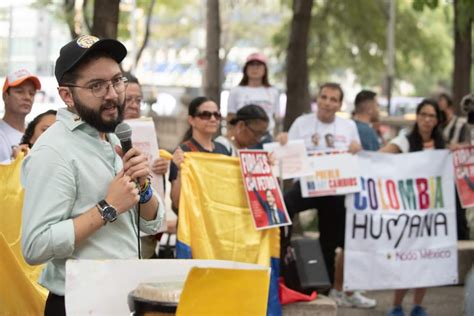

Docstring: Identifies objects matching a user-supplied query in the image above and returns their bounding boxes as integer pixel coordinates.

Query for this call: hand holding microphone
[114,122,150,187]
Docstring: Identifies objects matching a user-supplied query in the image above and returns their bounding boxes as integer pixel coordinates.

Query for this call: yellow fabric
[159,149,173,161]
[0,154,25,243]
[177,267,270,316]
[0,234,47,315]
[177,152,280,265]
[0,154,47,315]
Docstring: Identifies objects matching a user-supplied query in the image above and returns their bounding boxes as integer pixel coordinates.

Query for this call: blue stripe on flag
[176,240,192,259]
[267,257,282,316]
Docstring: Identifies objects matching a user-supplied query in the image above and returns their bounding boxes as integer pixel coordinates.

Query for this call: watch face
[102,206,117,222]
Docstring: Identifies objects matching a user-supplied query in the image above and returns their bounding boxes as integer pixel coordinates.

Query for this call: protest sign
[344,150,458,290]
[263,140,312,179]
[239,150,291,230]
[453,145,474,208]
[126,118,165,231]
[300,152,361,197]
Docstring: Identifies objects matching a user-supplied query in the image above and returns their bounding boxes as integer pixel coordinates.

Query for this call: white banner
[300,152,361,197]
[344,150,458,291]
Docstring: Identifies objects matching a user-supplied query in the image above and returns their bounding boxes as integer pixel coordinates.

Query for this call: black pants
[282,181,346,285]
[456,190,470,240]
[44,292,65,316]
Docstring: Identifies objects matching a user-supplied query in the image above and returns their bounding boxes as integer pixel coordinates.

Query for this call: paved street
[337,286,465,316]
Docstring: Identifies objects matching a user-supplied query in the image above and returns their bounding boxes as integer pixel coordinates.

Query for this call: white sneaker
[342,291,377,309]
[328,289,345,306]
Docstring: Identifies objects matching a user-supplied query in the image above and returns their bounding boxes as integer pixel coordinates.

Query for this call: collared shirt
[21,108,164,295]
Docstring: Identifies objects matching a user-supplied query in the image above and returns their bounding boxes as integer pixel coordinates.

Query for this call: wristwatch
[97,200,118,224]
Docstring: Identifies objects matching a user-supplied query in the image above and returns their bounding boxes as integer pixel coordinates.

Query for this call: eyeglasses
[194,111,222,120]
[62,76,128,98]
[246,123,267,141]
[418,112,437,120]
[125,96,143,105]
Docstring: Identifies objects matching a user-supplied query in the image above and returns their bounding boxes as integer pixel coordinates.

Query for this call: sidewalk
[337,286,464,316]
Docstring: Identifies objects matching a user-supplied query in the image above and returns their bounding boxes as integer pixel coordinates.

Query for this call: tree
[414,0,473,112]
[204,0,221,104]
[284,0,313,131]
[92,0,120,38]
[452,0,472,111]
[36,0,163,68]
[274,1,453,100]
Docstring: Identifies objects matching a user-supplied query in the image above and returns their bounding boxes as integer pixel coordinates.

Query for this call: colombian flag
[176,152,282,316]
[0,155,47,314]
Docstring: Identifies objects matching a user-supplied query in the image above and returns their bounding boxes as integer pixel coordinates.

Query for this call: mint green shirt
[21,108,164,295]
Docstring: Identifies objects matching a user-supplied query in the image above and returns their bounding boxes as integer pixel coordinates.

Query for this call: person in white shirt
[0,69,41,163]
[278,83,376,309]
[438,93,468,147]
[226,52,280,147]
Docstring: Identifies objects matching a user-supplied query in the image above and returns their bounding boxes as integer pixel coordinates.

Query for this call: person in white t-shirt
[278,83,376,309]
[226,52,280,147]
[0,69,41,163]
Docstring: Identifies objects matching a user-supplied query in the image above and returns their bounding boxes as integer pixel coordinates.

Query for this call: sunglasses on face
[246,123,267,141]
[247,61,264,67]
[194,111,222,120]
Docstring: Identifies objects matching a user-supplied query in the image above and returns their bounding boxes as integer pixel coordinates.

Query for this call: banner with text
[300,152,361,198]
[239,150,291,230]
[344,150,458,291]
[453,145,474,208]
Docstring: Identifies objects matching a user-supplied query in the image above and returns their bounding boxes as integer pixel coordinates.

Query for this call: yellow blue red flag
[176,152,281,316]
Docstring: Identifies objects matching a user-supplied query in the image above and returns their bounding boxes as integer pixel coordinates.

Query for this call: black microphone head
[115,122,132,142]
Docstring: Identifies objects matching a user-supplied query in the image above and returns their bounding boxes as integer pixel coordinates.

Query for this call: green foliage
[273,0,453,96]
[413,0,439,11]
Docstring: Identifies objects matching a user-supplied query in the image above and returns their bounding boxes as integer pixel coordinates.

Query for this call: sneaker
[410,305,427,316]
[342,291,377,308]
[328,289,344,306]
[328,289,377,308]
[388,306,405,316]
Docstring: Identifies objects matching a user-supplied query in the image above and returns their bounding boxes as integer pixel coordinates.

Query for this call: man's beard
[72,95,124,133]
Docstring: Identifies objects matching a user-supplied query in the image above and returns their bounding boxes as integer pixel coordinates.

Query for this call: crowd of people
[0,35,471,316]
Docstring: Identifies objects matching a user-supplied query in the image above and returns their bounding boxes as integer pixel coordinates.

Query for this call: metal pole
[7,4,13,73]
[130,0,137,73]
[386,0,395,115]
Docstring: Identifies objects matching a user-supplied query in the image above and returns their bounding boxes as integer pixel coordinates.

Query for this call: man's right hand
[105,170,139,214]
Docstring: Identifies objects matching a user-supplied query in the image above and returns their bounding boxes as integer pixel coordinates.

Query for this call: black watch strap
[98,199,109,210]
[97,199,117,224]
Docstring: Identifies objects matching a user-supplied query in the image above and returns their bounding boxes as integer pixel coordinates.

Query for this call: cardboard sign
[300,152,361,197]
[453,146,474,208]
[238,150,291,230]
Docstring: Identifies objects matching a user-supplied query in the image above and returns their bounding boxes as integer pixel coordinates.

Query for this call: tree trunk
[92,0,120,39]
[284,0,313,131]
[204,0,221,105]
[135,0,157,65]
[63,0,78,39]
[452,0,472,114]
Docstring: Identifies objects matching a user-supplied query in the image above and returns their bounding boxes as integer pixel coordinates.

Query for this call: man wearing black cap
[21,35,164,315]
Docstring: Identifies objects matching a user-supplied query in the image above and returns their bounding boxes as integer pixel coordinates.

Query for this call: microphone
[115,122,133,154]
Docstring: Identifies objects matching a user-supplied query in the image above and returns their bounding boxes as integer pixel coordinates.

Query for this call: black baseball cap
[55,35,127,84]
